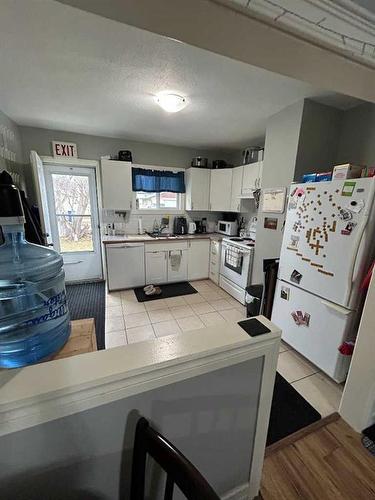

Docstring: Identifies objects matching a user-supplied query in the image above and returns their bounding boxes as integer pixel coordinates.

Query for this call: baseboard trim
[222,483,251,500]
[265,412,340,457]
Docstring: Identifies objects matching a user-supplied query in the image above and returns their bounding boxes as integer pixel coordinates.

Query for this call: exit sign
[52,141,78,159]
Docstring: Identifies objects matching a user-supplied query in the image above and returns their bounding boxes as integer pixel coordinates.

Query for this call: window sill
[132,209,185,215]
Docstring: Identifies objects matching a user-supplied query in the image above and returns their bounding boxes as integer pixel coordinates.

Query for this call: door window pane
[52,174,92,215]
[56,215,93,252]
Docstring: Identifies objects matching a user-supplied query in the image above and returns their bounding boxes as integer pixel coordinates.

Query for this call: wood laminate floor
[261,416,375,500]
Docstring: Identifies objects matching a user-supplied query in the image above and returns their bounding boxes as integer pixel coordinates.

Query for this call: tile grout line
[289,370,321,385]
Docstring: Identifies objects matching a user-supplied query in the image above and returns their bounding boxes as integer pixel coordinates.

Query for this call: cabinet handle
[191,202,194,210]
[130,201,133,209]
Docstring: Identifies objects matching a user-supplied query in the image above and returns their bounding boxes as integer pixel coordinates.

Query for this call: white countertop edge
[0,316,280,435]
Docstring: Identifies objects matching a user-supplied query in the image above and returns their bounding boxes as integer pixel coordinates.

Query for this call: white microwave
[217,220,238,236]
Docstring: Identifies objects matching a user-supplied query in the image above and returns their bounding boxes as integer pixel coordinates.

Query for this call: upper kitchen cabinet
[230,166,243,212]
[241,161,263,195]
[209,168,233,211]
[101,159,133,210]
[185,167,211,211]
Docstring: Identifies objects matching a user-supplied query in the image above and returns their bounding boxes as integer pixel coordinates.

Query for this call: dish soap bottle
[0,181,71,367]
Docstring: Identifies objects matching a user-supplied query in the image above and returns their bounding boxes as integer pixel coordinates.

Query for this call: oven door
[220,242,250,288]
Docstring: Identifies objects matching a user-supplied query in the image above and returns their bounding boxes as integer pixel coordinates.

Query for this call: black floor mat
[66,281,105,350]
[134,281,198,302]
[267,372,321,446]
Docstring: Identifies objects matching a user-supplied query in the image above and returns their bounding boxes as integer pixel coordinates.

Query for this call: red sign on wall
[52,141,78,159]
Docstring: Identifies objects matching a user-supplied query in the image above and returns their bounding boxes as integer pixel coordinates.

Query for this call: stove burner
[229,237,244,241]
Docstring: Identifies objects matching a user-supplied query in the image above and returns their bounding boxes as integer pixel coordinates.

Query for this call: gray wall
[20,126,235,168]
[0,358,262,500]
[251,99,344,284]
[0,110,27,187]
[336,102,375,166]
[252,100,304,283]
[294,100,342,182]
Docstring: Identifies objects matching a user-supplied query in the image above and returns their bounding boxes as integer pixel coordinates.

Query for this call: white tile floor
[105,279,343,418]
[278,341,344,417]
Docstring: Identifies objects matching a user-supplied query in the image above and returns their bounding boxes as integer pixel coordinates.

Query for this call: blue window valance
[132,168,185,193]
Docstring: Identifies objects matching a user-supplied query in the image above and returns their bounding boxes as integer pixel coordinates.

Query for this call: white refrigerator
[271,177,375,382]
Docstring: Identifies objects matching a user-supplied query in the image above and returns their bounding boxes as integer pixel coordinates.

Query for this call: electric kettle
[188,222,196,234]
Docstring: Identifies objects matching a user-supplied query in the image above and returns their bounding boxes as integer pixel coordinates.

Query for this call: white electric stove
[219,237,255,304]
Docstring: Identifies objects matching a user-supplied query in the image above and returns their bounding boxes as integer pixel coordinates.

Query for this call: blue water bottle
[0,181,71,367]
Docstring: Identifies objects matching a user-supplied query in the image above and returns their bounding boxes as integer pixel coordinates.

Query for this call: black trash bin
[245,284,263,317]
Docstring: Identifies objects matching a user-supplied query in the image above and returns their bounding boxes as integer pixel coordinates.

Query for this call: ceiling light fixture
[155,93,187,113]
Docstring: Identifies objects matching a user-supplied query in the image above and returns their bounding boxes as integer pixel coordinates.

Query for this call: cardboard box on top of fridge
[332,163,363,180]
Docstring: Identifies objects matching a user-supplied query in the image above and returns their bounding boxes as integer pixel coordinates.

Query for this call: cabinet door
[230,166,243,212]
[185,168,210,211]
[101,160,132,210]
[242,162,260,194]
[167,250,188,282]
[187,240,210,280]
[209,169,233,211]
[145,251,167,284]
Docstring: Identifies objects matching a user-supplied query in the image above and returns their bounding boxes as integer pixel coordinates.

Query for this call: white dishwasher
[106,242,145,291]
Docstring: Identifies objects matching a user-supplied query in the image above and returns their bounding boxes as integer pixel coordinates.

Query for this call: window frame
[131,164,186,214]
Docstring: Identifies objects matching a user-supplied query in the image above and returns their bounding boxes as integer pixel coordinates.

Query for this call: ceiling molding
[230,0,375,66]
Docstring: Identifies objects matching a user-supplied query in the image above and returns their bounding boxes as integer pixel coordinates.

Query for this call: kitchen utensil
[212,160,227,169]
[188,222,196,234]
[191,157,208,168]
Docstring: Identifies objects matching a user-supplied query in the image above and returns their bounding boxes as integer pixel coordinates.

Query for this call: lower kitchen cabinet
[187,240,210,280]
[145,241,189,284]
[145,251,168,284]
[167,249,188,282]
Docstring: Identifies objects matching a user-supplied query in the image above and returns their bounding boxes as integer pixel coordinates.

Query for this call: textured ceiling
[0,0,361,149]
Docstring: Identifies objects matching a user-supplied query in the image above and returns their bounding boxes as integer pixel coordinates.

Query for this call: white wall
[340,270,375,432]
[0,357,263,500]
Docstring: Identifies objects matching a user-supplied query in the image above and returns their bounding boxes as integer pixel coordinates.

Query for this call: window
[135,191,181,210]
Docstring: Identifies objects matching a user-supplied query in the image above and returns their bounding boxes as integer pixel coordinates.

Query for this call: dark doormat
[267,372,321,446]
[134,281,197,302]
[66,281,106,350]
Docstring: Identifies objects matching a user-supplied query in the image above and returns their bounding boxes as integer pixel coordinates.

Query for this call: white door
[30,151,52,245]
[188,240,210,280]
[44,164,102,282]
[210,169,232,211]
[185,168,210,211]
[145,251,168,284]
[279,178,375,307]
[242,163,260,194]
[271,279,353,382]
[101,159,133,210]
[230,166,243,212]
[167,250,188,282]
[106,243,145,291]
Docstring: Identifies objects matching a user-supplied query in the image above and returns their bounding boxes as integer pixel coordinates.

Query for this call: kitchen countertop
[102,233,224,244]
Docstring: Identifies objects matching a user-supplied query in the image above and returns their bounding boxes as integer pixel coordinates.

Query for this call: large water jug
[0,182,71,367]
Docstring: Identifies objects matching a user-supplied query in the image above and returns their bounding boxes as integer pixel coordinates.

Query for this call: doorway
[44,163,102,282]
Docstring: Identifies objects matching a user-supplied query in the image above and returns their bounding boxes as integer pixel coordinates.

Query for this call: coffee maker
[173,216,188,235]
[194,220,203,233]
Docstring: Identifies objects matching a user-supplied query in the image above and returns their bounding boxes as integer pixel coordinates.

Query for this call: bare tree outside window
[52,174,94,252]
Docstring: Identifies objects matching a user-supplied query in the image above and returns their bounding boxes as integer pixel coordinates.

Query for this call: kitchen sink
[147,233,186,239]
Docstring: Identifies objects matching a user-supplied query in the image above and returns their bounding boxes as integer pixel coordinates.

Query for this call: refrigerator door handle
[345,215,369,304]
[321,299,351,315]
